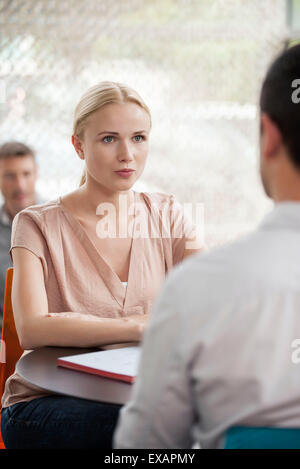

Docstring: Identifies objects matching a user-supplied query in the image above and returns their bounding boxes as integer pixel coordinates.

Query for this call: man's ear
[260,113,282,160]
[72,135,85,160]
[0,161,3,188]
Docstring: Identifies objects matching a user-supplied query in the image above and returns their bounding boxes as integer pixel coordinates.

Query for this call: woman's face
[75,102,151,193]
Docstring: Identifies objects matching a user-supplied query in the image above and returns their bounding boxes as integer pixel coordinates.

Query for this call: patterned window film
[0,0,289,246]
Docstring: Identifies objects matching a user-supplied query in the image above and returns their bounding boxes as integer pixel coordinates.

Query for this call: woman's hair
[73,81,151,186]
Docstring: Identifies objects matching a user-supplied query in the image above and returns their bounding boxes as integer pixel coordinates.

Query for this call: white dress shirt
[114,202,300,449]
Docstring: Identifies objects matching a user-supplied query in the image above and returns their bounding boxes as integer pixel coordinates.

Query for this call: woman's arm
[181,234,205,260]
[11,247,145,350]
[169,195,205,263]
[182,246,203,260]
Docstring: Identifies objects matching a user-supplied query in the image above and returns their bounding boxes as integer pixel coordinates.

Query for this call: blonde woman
[1,82,202,449]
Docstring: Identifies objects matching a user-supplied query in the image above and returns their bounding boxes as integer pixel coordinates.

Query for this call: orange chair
[0,268,23,449]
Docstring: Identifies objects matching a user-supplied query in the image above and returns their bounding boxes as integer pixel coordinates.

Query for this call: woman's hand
[48,312,149,344]
[124,314,149,341]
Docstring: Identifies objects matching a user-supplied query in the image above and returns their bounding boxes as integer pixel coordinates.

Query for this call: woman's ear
[72,134,85,160]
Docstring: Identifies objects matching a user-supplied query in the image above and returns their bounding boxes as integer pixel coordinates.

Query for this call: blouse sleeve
[10,210,48,277]
[168,195,203,266]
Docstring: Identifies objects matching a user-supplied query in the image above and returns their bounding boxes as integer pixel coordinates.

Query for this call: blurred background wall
[0,0,298,247]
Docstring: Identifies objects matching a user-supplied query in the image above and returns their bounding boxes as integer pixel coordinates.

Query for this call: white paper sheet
[58,346,141,378]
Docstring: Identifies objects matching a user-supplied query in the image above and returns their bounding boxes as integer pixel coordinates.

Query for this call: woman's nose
[118,142,134,162]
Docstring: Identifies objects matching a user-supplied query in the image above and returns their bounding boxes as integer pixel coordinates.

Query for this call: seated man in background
[0,142,43,333]
[114,44,300,449]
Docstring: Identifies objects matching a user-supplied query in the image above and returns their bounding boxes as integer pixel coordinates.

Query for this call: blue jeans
[1,396,122,449]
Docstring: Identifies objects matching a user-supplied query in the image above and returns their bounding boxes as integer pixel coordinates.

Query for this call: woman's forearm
[20,313,142,350]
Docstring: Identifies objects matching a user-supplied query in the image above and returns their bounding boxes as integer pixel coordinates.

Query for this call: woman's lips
[114,170,135,178]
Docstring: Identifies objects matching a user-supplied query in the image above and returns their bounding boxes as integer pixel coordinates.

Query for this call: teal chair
[225,426,300,449]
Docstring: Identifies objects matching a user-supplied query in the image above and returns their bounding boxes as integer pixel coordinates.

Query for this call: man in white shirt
[114,44,300,449]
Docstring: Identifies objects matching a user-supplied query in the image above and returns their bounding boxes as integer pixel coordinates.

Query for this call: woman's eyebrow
[97,131,119,136]
[96,130,148,136]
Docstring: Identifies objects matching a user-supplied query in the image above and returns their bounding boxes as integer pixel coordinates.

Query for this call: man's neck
[4,196,37,221]
[272,182,300,203]
[4,204,19,221]
[270,158,300,202]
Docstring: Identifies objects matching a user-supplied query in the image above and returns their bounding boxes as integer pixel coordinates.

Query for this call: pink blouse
[2,191,199,408]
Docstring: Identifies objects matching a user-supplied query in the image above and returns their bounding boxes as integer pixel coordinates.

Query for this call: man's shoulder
[0,203,11,227]
[165,230,260,294]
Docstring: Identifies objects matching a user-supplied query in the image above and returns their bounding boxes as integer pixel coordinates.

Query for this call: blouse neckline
[56,192,140,309]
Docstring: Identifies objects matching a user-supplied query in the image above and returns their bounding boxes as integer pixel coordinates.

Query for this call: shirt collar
[0,203,12,226]
[0,194,45,227]
[260,201,300,232]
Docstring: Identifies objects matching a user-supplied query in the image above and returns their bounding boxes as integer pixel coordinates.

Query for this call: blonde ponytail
[79,169,86,187]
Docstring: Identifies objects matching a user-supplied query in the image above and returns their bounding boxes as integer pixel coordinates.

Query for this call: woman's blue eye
[102,135,145,143]
[133,135,144,142]
[103,136,114,143]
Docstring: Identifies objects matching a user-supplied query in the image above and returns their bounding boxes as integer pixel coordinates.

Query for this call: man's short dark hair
[0,141,35,161]
[260,44,300,169]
